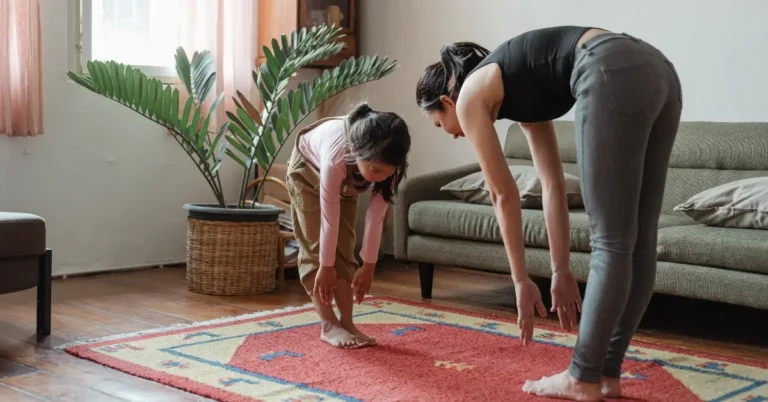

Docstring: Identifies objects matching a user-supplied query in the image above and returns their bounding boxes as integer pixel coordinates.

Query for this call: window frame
[73,0,176,81]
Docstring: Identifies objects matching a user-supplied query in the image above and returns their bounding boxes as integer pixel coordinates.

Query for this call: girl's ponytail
[347,102,374,126]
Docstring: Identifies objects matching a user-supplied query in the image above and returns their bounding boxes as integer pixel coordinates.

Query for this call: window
[75,0,185,78]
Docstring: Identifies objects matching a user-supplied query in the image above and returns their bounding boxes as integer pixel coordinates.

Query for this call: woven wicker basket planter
[183,204,284,296]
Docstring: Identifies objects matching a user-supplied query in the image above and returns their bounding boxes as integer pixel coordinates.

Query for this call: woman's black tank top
[469,26,593,123]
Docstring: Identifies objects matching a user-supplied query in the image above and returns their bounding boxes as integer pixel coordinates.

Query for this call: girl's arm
[359,192,389,268]
[313,154,346,305]
[318,160,346,270]
[351,191,388,303]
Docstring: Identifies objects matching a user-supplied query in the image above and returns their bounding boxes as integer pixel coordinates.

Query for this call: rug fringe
[56,302,316,350]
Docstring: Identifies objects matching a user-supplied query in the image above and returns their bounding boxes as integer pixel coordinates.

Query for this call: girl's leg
[287,157,362,349]
[334,194,376,345]
[335,278,375,345]
[310,291,361,349]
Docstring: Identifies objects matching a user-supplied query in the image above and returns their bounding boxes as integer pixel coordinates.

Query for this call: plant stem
[168,133,225,206]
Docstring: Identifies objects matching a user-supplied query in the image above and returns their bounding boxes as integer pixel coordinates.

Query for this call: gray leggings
[567,33,683,383]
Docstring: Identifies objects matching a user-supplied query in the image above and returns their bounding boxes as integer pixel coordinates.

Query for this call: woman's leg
[601,66,682,396]
[525,35,677,400]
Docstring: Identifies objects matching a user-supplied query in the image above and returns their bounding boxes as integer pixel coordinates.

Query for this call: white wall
[0,1,243,275]
[359,0,768,177]
[3,1,765,274]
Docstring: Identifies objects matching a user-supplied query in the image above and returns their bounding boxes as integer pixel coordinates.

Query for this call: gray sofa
[394,121,768,310]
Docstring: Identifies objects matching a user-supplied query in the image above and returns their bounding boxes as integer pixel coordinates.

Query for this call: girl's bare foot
[522,369,602,401]
[341,320,376,346]
[601,376,621,398]
[320,321,362,349]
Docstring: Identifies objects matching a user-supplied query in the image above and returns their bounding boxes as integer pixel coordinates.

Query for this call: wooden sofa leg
[36,249,52,341]
[418,263,434,299]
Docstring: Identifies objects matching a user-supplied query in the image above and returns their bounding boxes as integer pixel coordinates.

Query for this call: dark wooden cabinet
[257,0,358,68]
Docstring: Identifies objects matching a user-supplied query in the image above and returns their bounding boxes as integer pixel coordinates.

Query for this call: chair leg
[418,262,434,299]
[37,249,52,341]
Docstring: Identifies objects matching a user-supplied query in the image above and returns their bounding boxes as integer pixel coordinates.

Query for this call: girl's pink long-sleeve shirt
[297,119,389,267]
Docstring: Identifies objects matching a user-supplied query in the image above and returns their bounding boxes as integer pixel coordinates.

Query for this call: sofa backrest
[504,121,768,215]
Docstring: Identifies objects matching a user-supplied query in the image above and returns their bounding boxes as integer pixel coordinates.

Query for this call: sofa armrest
[393,163,481,260]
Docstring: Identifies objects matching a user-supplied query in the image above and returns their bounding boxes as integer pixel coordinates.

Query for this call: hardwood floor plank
[0,335,210,401]
[0,383,49,401]
[1,371,128,402]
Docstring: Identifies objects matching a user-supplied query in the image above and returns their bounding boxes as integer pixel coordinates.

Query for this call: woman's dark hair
[345,102,411,204]
[416,41,490,111]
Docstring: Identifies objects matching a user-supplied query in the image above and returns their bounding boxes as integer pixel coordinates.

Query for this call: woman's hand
[313,266,337,305]
[550,270,582,331]
[351,262,375,305]
[515,278,548,345]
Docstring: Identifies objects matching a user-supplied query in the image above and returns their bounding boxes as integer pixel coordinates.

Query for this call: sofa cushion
[409,201,698,254]
[409,201,592,251]
[657,225,768,275]
[440,165,583,208]
[674,177,768,230]
[0,212,45,259]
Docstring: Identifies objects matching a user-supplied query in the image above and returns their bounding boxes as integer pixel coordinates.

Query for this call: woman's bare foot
[522,369,602,401]
[320,321,362,349]
[601,376,621,398]
[341,320,376,346]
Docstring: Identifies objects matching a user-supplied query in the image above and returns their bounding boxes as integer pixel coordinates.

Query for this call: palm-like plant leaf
[175,48,217,105]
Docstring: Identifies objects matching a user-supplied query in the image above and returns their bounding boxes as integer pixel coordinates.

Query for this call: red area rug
[63,297,768,401]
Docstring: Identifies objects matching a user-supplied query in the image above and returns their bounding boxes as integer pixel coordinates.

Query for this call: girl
[416,27,681,400]
[286,103,411,349]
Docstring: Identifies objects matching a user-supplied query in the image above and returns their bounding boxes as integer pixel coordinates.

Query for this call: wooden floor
[0,262,765,401]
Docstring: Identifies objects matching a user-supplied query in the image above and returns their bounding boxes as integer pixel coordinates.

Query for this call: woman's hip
[571,33,681,116]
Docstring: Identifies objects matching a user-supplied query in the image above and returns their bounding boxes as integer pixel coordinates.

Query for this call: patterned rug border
[61,295,768,370]
[56,301,317,350]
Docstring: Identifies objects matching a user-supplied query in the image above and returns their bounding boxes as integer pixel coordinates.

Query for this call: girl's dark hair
[345,102,411,204]
[416,41,490,111]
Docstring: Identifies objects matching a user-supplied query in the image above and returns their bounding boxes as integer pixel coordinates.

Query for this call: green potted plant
[67,25,397,295]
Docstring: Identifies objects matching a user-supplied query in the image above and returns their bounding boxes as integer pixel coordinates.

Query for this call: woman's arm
[519,121,570,273]
[455,82,527,283]
[520,121,582,330]
[456,65,547,344]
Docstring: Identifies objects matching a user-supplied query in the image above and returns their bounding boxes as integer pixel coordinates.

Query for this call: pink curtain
[0,0,43,137]
[177,0,256,125]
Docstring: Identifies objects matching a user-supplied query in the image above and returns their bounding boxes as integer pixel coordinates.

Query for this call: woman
[416,26,682,400]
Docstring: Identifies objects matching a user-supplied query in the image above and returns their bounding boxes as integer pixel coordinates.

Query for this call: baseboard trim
[54,261,186,279]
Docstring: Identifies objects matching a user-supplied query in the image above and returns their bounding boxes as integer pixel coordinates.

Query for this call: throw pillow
[673,177,768,230]
[441,165,583,209]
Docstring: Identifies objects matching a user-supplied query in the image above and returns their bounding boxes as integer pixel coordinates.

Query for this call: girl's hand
[351,263,375,304]
[550,270,582,331]
[515,278,547,346]
[313,266,337,305]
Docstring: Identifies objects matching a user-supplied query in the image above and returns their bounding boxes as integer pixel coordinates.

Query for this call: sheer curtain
[0,0,43,137]
[177,0,256,124]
